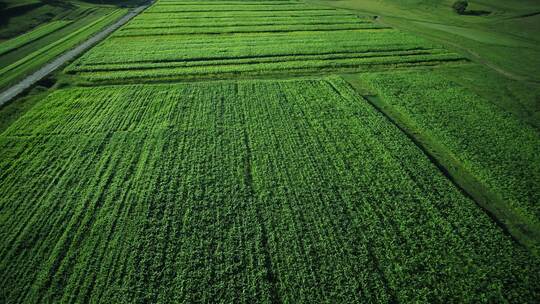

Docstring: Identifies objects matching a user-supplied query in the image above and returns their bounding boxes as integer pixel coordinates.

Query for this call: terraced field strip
[0,9,128,90]
[1,78,538,303]
[136,10,361,18]
[0,21,71,56]
[123,17,374,29]
[66,0,467,83]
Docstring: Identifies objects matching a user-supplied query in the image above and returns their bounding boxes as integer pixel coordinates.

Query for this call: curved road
[0,4,150,107]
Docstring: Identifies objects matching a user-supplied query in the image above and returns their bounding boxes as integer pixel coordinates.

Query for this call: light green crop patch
[65,0,467,83]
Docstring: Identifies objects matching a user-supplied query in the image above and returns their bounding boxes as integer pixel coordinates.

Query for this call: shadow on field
[463,10,491,16]
[0,1,46,26]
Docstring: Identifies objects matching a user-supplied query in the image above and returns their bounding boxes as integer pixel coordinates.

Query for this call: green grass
[0,8,105,68]
[308,0,540,81]
[0,3,66,40]
[0,0,142,40]
[1,77,538,302]
[419,65,540,129]
[1,0,539,302]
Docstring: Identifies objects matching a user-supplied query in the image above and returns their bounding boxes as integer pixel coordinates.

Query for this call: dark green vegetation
[0,84,50,133]
[360,71,540,220]
[452,0,468,15]
[0,0,137,39]
[1,0,539,303]
[346,68,540,253]
[0,20,71,56]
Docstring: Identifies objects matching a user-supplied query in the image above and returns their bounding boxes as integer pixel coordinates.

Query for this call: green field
[1,77,539,302]
[359,71,539,220]
[308,0,540,81]
[66,0,467,83]
[1,0,539,302]
[0,0,140,39]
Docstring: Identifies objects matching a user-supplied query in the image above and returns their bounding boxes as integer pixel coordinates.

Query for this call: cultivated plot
[66,0,467,83]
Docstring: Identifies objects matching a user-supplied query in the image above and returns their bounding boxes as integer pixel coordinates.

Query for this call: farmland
[1,78,539,302]
[66,0,467,83]
[359,71,540,222]
[1,0,539,303]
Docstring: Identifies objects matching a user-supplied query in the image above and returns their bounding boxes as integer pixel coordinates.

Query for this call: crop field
[66,0,467,83]
[1,77,539,302]
[1,0,540,303]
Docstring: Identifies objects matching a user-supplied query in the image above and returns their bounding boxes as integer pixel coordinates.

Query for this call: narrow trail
[0,3,151,107]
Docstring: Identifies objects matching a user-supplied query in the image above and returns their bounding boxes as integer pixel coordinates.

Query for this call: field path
[0,3,151,107]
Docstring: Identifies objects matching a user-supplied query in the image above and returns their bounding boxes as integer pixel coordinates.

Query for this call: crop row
[67,49,449,72]
[137,10,359,18]
[156,1,303,6]
[0,21,71,56]
[1,78,538,302]
[115,22,386,36]
[359,71,540,234]
[156,0,302,4]
[134,14,359,23]
[128,9,362,22]
[146,5,330,13]
[103,29,421,54]
[70,29,442,67]
[123,17,369,29]
[65,0,465,81]
[72,41,437,65]
[75,53,465,82]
